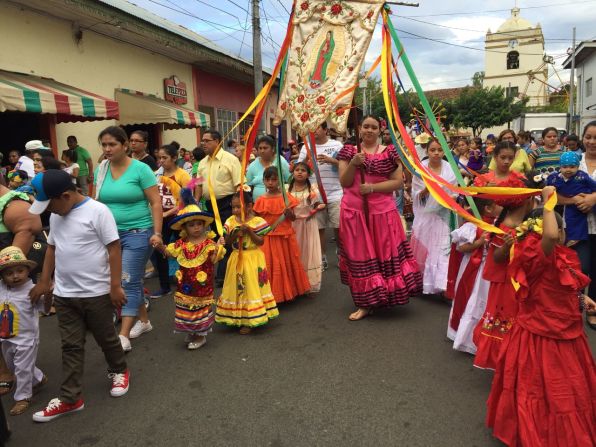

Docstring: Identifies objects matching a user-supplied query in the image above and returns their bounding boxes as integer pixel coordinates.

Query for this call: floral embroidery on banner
[273,0,384,134]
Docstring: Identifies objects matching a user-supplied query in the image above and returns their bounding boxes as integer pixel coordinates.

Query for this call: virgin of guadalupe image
[0,303,15,339]
[309,31,335,89]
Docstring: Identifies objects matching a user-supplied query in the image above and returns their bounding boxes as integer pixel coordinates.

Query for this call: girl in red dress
[487,188,596,447]
[472,149,538,370]
[158,188,226,350]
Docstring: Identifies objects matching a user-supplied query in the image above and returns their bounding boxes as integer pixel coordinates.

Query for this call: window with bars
[587,78,593,97]
[216,109,238,141]
[506,86,519,99]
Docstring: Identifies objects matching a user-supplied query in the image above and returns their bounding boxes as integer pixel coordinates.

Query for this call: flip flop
[0,380,14,396]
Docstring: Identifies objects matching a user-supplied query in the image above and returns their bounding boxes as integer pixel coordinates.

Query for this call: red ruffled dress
[487,233,596,447]
[473,226,518,370]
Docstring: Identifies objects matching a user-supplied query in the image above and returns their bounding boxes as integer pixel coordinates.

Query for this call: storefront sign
[164,76,187,105]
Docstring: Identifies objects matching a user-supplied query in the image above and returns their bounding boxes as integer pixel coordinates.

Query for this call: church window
[507,51,519,70]
[506,86,519,98]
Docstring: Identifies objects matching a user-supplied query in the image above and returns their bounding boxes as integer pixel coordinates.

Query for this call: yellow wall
[0,2,198,159]
[484,31,547,107]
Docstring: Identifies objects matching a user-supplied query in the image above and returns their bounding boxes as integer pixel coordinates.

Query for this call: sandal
[9,399,30,416]
[348,308,372,321]
[187,337,207,350]
[0,379,14,396]
[239,327,252,335]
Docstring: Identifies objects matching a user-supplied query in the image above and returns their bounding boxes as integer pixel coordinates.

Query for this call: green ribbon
[385,10,480,219]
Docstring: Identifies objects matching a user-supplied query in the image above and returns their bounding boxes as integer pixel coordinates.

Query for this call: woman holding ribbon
[337,116,421,321]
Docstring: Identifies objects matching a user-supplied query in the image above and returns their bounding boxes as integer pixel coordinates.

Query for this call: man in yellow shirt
[195,129,241,285]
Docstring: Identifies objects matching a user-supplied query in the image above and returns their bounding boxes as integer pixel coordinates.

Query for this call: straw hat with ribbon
[0,246,37,273]
[169,185,215,232]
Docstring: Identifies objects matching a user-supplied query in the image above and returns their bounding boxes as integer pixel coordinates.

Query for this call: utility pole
[568,27,576,134]
[252,0,265,133]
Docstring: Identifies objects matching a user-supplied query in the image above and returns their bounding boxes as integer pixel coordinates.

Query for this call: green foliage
[472,71,485,88]
[452,86,527,136]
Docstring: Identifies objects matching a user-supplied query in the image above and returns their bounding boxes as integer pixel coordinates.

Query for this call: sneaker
[32,398,84,422]
[322,255,329,271]
[119,334,132,352]
[149,288,170,299]
[129,320,153,339]
[108,370,130,397]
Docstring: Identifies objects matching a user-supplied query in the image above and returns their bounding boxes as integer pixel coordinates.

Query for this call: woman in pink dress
[337,116,422,320]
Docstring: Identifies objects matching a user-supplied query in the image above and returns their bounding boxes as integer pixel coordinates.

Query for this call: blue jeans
[119,229,153,317]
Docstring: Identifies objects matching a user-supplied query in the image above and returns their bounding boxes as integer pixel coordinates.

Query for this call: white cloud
[130,0,596,90]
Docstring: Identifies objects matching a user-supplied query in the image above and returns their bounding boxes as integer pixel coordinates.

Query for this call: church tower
[484,6,549,107]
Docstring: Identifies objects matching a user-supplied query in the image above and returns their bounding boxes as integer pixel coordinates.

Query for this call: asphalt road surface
[8,248,596,447]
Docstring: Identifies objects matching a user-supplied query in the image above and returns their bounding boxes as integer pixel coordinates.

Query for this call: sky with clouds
[130,0,595,91]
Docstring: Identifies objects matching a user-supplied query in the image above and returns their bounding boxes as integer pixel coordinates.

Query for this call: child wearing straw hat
[0,246,49,416]
[157,187,226,350]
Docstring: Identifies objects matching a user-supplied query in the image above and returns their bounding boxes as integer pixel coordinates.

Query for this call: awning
[116,89,210,128]
[0,69,119,122]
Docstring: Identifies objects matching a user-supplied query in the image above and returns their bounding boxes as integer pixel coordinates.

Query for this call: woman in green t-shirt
[95,127,163,352]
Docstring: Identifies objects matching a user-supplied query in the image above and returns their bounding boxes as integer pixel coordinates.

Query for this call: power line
[148,0,280,52]
[396,28,563,56]
[397,15,587,42]
[398,0,596,18]
[238,0,251,57]
[274,0,291,15]
[189,0,248,28]
[260,2,278,55]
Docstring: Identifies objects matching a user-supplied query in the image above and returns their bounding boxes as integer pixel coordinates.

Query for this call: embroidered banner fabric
[273,0,384,134]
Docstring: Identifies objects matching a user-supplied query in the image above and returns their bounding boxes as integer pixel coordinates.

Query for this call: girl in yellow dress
[215,191,279,334]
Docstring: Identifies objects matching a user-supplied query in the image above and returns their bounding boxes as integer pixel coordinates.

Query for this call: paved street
[9,248,596,447]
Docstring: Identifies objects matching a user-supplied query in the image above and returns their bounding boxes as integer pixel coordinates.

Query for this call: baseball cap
[25,140,50,151]
[29,170,74,214]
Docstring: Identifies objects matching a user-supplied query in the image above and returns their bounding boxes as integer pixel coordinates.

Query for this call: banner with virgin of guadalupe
[273,0,384,135]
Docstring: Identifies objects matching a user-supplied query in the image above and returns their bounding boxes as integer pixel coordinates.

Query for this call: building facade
[563,40,596,135]
[484,7,549,108]
[0,0,287,161]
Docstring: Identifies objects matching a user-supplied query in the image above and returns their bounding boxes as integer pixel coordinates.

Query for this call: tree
[452,86,526,136]
[472,71,485,88]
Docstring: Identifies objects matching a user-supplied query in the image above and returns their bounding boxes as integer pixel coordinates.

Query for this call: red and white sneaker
[32,398,84,422]
[109,370,130,397]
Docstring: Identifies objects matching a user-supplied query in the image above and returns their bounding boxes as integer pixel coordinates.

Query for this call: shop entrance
[121,124,160,159]
[0,112,52,163]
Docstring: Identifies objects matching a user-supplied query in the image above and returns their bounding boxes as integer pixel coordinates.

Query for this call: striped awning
[0,69,119,122]
[116,89,210,128]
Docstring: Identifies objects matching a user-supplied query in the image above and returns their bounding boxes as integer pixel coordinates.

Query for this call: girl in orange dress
[253,166,310,303]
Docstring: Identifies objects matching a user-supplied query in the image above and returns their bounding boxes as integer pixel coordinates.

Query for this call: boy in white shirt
[28,169,129,422]
[0,246,49,416]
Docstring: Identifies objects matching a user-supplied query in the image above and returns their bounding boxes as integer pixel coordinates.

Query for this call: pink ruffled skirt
[339,205,422,308]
